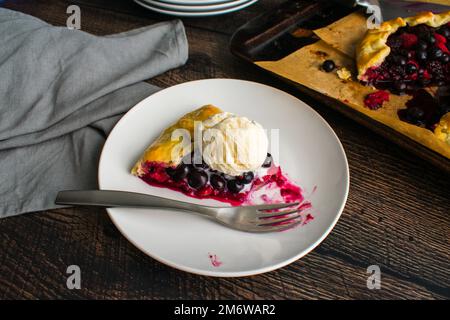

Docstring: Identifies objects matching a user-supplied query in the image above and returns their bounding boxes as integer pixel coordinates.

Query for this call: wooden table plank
[0,0,449,299]
[1,207,447,299]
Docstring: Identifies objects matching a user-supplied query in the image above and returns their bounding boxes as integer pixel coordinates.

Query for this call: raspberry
[435,33,447,44]
[435,33,450,53]
[437,42,450,54]
[400,33,418,48]
[197,185,213,197]
[364,91,390,110]
[408,60,419,68]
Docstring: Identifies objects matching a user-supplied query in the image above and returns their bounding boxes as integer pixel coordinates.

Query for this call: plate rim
[139,0,252,12]
[133,0,258,17]
[157,0,239,5]
[98,78,350,277]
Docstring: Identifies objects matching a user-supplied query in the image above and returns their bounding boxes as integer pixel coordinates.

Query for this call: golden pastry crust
[131,105,222,176]
[357,11,450,80]
[434,112,450,145]
[314,12,368,58]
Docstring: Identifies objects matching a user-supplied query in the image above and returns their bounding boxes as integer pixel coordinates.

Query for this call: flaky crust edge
[131,105,223,176]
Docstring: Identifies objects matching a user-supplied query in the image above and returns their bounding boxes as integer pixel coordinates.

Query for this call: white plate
[134,0,258,17]
[98,79,349,277]
[140,0,251,12]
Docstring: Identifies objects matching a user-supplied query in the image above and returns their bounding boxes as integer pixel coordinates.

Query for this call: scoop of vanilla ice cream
[202,112,268,176]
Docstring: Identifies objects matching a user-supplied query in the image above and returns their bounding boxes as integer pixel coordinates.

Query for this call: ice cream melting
[202,112,268,176]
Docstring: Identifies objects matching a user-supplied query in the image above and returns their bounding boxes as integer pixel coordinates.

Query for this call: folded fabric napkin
[0,8,188,217]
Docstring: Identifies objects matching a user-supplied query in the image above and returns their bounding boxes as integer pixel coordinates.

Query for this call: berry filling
[398,88,450,130]
[137,152,306,207]
[362,24,450,95]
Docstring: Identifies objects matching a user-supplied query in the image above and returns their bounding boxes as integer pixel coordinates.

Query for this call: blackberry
[416,50,428,61]
[426,60,445,80]
[406,63,418,74]
[441,53,450,64]
[389,65,405,79]
[416,41,428,50]
[429,48,443,60]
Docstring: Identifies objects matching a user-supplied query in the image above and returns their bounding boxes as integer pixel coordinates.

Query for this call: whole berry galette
[255,10,450,160]
[357,11,450,93]
[356,11,450,142]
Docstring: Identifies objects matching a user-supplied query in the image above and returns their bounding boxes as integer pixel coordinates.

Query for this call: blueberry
[322,60,335,72]
[426,34,436,44]
[210,174,225,191]
[165,166,177,178]
[171,164,190,182]
[227,180,244,194]
[241,172,254,184]
[406,63,417,74]
[411,118,426,126]
[394,81,407,94]
[441,53,450,63]
[262,153,272,168]
[417,41,428,50]
[187,170,208,189]
[394,55,407,66]
[399,49,409,57]
[430,48,443,60]
[407,106,425,120]
[416,50,428,61]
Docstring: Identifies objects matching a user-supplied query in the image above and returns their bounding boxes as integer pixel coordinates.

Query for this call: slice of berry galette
[132,105,307,207]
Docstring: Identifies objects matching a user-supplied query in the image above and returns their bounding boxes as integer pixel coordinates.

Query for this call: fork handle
[55,190,218,217]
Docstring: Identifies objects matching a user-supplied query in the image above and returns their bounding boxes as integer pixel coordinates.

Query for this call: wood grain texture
[0,0,449,300]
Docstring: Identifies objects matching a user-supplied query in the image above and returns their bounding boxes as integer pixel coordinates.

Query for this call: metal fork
[55,190,304,233]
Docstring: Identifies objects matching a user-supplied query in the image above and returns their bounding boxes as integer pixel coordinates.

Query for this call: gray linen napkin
[0,8,188,217]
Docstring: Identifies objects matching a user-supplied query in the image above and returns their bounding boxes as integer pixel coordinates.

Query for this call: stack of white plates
[134,0,259,17]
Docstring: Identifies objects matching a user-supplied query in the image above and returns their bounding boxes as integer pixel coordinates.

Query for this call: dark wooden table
[0,0,449,300]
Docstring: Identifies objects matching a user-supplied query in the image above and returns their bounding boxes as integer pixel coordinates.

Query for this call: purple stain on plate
[208,253,222,267]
